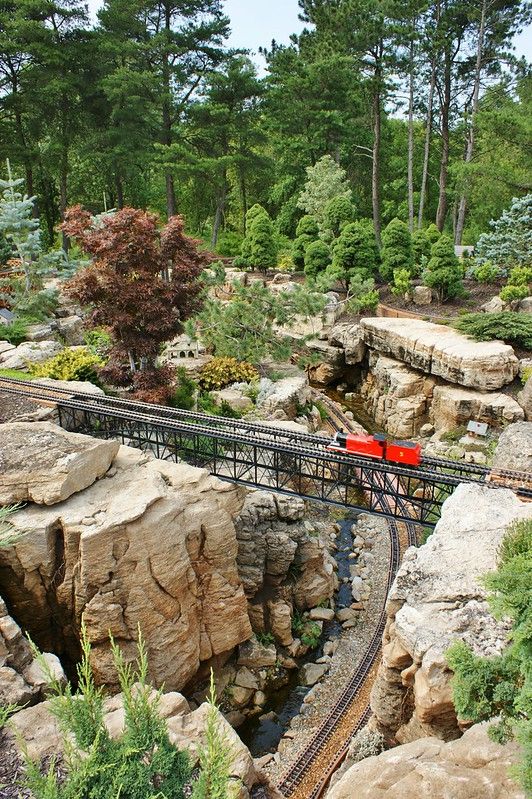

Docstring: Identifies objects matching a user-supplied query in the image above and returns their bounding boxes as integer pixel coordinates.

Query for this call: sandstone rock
[326,722,525,799]
[301,662,328,686]
[237,638,277,669]
[518,295,532,313]
[212,388,254,414]
[336,608,356,622]
[0,340,15,355]
[232,685,254,706]
[0,445,251,691]
[360,353,434,438]
[235,666,259,691]
[328,322,367,365]
[492,421,532,473]
[370,484,532,743]
[431,385,524,432]
[309,607,335,621]
[0,340,63,370]
[360,317,518,390]
[0,422,119,505]
[517,379,532,421]
[305,339,346,385]
[57,315,84,345]
[268,599,293,646]
[258,374,310,419]
[481,295,506,313]
[412,285,432,306]
[25,322,58,342]
[32,377,105,395]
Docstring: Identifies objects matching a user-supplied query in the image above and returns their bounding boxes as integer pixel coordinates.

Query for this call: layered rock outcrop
[360,318,519,390]
[0,423,252,691]
[430,385,524,432]
[326,722,525,799]
[492,421,532,473]
[360,353,434,438]
[370,483,532,744]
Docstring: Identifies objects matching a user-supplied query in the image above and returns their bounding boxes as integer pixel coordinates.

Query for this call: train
[328,430,422,467]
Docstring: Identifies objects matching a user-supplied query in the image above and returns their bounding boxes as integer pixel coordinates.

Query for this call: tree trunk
[128,351,136,372]
[454,0,487,245]
[407,36,415,233]
[162,2,176,219]
[211,177,227,248]
[418,59,436,228]
[372,49,383,247]
[435,50,451,231]
[239,168,248,233]
[60,149,69,253]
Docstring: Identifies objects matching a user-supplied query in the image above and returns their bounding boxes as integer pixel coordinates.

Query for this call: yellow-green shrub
[29,347,104,386]
[199,357,258,390]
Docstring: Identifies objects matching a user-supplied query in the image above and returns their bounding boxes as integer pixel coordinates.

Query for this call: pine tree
[293,215,319,269]
[380,218,414,282]
[423,235,463,302]
[304,240,330,281]
[0,160,42,293]
[297,155,352,231]
[322,219,380,291]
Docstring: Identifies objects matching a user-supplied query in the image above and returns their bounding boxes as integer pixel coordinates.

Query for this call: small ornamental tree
[380,218,414,282]
[293,215,319,269]
[249,210,278,272]
[304,240,330,281]
[62,206,207,399]
[297,155,352,231]
[476,195,532,269]
[0,160,42,293]
[323,195,355,239]
[412,228,432,268]
[425,223,442,246]
[237,204,268,267]
[423,235,464,303]
[321,219,379,291]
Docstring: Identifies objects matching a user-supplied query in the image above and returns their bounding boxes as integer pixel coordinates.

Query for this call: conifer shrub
[322,219,379,290]
[249,212,278,272]
[0,318,28,345]
[425,223,441,246]
[446,519,532,795]
[391,268,411,297]
[423,235,464,302]
[170,367,197,410]
[499,265,532,302]
[304,240,330,281]
[412,228,432,267]
[29,348,104,386]
[292,215,319,269]
[23,627,191,799]
[473,261,501,283]
[453,312,532,348]
[380,218,414,282]
[346,274,379,313]
[199,357,258,390]
[323,195,355,238]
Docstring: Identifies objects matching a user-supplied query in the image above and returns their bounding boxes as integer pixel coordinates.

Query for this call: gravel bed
[0,391,40,424]
[264,514,391,784]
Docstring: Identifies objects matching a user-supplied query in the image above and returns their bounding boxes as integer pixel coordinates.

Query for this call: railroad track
[275,393,419,799]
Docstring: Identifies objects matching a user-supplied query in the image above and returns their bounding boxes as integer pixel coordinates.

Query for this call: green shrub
[277,252,296,272]
[323,195,355,238]
[500,284,529,302]
[199,357,258,391]
[499,265,532,302]
[249,212,278,272]
[292,215,319,269]
[412,228,432,267]
[453,312,532,348]
[304,239,330,281]
[0,318,28,345]
[292,612,322,649]
[216,230,243,257]
[13,288,59,322]
[256,631,275,646]
[473,261,501,283]
[323,219,379,290]
[391,268,411,297]
[446,519,532,794]
[346,273,379,314]
[83,328,111,358]
[191,671,239,799]
[423,235,464,302]
[380,218,414,282]
[23,626,191,799]
[170,367,197,410]
[29,348,104,386]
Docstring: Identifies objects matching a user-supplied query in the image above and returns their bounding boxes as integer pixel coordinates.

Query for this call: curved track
[276,393,419,799]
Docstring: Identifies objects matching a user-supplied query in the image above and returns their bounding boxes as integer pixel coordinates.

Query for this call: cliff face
[326,722,525,799]
[370,483,532,744]
[0,423,252,691]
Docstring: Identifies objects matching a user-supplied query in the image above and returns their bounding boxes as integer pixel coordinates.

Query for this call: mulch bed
[378,279,504,318]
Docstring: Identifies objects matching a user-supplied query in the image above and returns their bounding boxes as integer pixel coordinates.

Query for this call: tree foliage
[380,218,414,282]
[321,219,379,290]
[293,215,320,269]
[423,235,463,302]
[63,206,207,393]
[297,155,352,231]
[447,519,532,795]
[304,239,330,281]
[476,195,532,270]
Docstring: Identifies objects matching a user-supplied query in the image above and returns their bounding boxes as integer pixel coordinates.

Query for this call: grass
[0,368,34,380]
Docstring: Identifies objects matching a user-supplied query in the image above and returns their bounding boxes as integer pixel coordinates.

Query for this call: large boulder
[0,422,119,505]
[0,340,63,370]
[360,353,434,438]
[328,322,367,366]
[258,374,311,420]
[360,318,518,390]
[305,339,346,385]
[326,722,525,799]
[0,444,252,691]
[370,483,532,743]
[491,421,532,474]
[431,385,524,432]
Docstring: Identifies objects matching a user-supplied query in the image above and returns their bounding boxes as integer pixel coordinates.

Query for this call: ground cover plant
[453,312,532,349]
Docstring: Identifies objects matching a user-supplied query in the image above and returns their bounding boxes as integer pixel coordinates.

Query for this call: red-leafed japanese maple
[62,206,207,402]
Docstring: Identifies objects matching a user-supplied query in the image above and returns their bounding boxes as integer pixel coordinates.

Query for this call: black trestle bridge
[1,377,530,527]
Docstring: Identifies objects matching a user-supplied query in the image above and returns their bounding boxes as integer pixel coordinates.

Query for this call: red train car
[328,431,421,467]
